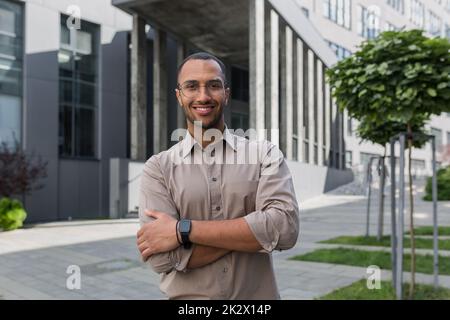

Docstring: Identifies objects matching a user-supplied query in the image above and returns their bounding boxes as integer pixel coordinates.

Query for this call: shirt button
[223,267,228,273]
[212,177,217,182]
[216,206,221,211]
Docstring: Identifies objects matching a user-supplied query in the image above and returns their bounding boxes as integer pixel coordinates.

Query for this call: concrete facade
[1,0,132,222]
[297,0,450,175]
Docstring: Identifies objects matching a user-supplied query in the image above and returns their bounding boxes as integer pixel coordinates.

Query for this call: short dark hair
[177,52,228,85]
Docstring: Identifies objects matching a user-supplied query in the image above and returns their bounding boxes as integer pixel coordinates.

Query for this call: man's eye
[184,84,197,90]
[209,82,223,89]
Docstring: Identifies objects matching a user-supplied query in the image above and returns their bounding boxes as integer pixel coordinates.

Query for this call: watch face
[180,219,191,233]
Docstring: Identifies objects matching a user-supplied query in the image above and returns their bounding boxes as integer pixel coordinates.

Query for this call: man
[137,52,299,299]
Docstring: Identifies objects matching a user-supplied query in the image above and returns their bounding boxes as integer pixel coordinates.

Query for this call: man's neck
[187,121,225,149]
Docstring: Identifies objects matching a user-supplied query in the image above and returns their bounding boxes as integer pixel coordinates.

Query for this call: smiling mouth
[191,105,215,116]
[192,105,215,110]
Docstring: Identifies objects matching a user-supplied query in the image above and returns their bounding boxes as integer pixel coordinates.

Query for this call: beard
[182,101,224,130]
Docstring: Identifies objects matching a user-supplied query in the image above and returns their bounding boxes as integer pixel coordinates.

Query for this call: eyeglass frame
[176,79,229,98]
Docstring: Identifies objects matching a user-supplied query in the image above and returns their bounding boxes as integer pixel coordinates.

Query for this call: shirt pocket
[224,180,259,218]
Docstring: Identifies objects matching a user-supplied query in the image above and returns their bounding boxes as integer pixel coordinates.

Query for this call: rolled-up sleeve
[243,144,300,253]
[139,155,194,274]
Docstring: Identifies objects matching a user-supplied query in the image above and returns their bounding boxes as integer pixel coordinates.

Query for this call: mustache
[189,101,217,107]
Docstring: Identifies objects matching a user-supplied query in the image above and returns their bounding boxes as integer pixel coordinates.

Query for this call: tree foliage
[326,30,450,128]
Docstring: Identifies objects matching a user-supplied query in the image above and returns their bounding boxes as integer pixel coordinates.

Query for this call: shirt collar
[180,124,237,159]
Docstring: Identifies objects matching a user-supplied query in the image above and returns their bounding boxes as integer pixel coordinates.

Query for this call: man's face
[176,59,230,130]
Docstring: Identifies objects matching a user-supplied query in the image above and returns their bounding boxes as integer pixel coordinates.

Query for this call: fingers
[137,240,153,262]
[136,235,146,246]
[141,247,153,262]
[137,240,148,253]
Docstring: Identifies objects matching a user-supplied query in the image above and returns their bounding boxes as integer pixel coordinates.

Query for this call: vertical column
[264,5,271,141]
[270,9,279,147]
[176,42,186,129]
[153,28,168,153]
[279,24,286,155]
[317,59,324,166]
[325,66,331,167]
[249,0,265,140]
[130,15,147,161]
[285,26,294,160]
[296,39,304,162]
[331,97,337,168]
[308,50,315,164]
[339,111,345,169]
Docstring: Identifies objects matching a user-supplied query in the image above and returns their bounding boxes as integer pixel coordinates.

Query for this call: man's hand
[137,210,179,261]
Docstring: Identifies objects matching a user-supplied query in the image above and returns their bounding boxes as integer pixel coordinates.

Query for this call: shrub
[0,197,27,231]
[423,166,450,201]
[0,141,48,198]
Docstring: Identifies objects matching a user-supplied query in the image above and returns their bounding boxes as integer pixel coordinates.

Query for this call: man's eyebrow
[182,80,199,84]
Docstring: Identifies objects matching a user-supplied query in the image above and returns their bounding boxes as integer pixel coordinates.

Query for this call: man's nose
[196,86,212,101]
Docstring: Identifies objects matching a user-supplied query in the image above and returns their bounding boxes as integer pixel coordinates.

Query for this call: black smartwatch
[179,219,192,249]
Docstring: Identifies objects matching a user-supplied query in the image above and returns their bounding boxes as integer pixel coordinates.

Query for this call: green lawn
[320,235,450,250]
[290,248,450,276]
[405,226,450,236]
[319,279,450,300]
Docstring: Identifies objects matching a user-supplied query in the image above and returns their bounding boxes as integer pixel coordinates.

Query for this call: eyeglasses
[177,80,226,99]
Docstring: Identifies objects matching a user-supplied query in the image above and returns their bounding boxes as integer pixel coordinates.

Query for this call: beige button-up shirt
[139,125,300,299]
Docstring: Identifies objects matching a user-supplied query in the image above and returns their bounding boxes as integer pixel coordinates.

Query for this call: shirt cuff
[169,245,195,272]
[244,211,280,253]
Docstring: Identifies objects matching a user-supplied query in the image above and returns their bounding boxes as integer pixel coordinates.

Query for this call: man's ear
[175,89,183,107]
[225,87,231,106]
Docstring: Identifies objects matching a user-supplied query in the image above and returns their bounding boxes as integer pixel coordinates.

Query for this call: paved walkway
[1,180,449,300]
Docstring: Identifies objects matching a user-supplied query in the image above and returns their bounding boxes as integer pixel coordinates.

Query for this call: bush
[0,141,47,198]
[0,197,27,231]
[423,166,450,201]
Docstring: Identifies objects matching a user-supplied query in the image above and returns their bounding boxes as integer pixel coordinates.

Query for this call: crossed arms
[137,146,300,274]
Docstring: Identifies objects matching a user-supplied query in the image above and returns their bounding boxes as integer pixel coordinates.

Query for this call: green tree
[327,29,450,299]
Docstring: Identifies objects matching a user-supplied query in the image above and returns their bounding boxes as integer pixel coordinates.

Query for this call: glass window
[301,7,309,18]
[431,127,443,150]
[385,22,400,31]
[358,5,380,39]
[0,0,23,147]
[326,40,352,60]
[58,15,99,158]
[231,67,249,103]
[386,0,404,14]
[346,151,352,168]
[0,94,21,145]
[410,0,425,28]
[427,11,442,37]
[323,0,351,29]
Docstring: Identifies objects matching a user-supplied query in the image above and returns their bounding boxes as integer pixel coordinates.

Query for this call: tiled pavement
[1,180,450,300]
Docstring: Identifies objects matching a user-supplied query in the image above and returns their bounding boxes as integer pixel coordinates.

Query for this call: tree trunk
[377,148,387,241]
[407,124,416,299]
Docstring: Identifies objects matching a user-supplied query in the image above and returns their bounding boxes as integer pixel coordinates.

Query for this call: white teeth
[196,107,210,111]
